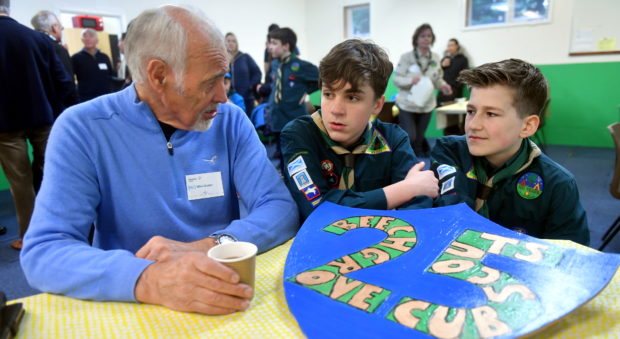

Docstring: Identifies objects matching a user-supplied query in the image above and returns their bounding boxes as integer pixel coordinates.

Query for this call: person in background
[225,32,261,115]
[393,23,452,157]
[431,59,589,245]
[262,27,318,172]
[21,5,298,314]
[438,38,469,135]
[0,0,75,250]
[115,31,132,89]
[438,38,469,106]
[224,72,245,111]
[280,39,437,220]
[71,28,115,102]
[262,23,300,82]
[30,10,78,191]
[30,10,76,86]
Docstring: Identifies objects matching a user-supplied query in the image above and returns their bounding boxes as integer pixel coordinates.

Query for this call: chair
[598,122,620,251]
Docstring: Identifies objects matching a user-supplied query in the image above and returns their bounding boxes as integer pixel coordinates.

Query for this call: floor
[0,143,618,301]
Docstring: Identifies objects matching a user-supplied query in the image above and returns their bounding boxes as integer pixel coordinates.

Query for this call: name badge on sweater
[98,63,108,70]
[186,172,224,200]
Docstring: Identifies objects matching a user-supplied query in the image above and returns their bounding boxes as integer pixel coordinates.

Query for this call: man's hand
[404,162,439,199]
[134,251,254,315]
[411,76,421,85]
[136,235,217,261]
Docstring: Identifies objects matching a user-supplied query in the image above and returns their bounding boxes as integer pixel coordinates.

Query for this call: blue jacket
[21,85,299,302]
[0,16,75,131]
[230,52,261,101]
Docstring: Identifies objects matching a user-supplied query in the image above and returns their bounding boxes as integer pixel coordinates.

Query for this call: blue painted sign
[284,203,620,338]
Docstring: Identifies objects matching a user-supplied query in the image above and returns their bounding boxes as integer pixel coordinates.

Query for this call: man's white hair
[124,5,225,85]
[31,10,58,32]
[81,28,97,39]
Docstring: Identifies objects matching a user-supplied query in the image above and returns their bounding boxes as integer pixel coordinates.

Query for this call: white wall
[10,0,307,75]
[304,0,620,67]
[10,0,619,72]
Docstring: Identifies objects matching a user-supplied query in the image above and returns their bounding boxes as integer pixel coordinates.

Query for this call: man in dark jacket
[0,0,75,249]
[71,28,115,102]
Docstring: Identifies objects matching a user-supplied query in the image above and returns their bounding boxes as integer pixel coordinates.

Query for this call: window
[344,4,370,38]
[466,0,550,28]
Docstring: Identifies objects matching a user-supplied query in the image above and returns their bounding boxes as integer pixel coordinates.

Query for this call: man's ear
[372,95,386,116]
[283,42,291,52]
[520,115,540,138]
[146,59,169,93]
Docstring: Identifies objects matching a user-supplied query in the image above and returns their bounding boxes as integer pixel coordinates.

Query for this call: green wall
[1,62,617,191]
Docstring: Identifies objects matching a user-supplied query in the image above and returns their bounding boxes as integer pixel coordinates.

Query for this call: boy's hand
[411,76,421,85]
[405,162,439,198]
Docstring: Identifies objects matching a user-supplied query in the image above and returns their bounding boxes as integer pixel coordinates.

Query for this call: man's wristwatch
[213,233,237,245]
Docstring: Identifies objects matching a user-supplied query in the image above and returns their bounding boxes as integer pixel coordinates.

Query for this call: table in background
[10,240,620,338]
[435,100,467,133]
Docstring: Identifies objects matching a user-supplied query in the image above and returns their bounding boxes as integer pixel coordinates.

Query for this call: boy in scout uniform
[431,59,590,245]
[280,40,439,220]
[264,27,318,171]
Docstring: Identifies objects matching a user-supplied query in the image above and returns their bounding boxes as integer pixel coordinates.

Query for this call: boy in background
[431,58,589,245]
[280,39,438,220]
[260,27,318,172]
[224,72,245,111]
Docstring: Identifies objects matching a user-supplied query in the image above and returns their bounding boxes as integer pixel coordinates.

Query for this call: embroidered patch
[437,164,457,180]
[440,177,455,195]
[365,130,391,154]
[517,172,544,200]
[466,166,477,180]
[287,156,307,176]
[291,62,300,72]
[311,197,323,206]
[301,184,321,201]
[289,81,295,87]
[320,160,339,188]
[293,169,313,190]
[289,75,296,80]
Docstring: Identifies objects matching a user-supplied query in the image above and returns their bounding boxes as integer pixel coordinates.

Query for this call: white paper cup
[207,242,257,289]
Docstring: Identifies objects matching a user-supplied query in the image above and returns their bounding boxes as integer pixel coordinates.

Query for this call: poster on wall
[283,202,620,338]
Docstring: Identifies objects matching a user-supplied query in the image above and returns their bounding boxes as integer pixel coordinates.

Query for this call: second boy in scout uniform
[431,59,589,245]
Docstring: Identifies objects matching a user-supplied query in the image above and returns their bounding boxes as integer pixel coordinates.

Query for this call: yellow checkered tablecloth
[11,239,620,338]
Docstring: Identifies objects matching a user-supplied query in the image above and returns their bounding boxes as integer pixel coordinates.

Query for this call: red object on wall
[72,15,104,31]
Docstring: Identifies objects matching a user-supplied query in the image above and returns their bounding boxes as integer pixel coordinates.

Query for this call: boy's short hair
[319,39,393,100]
[458,58,549,119]
[268,27,297,53]
[412,23,435,48]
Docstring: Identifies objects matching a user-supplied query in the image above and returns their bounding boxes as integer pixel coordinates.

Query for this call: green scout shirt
[266,55,319,132]
[431,135,590,245]
[281,112,432,220]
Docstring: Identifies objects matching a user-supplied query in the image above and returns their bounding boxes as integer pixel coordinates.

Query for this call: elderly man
[31,10,74,79]
[21,5,299,315]
[0,0,74,249]
[71,28,115,102]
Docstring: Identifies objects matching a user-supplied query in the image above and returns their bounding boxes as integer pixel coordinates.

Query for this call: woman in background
[225,32,262,115]
[393,23,451,157]
[437,38,469,105]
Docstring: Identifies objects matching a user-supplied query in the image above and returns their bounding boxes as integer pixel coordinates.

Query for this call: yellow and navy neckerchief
[274,54,296,103]
[311,111,390,189]
[473,139,542,217]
